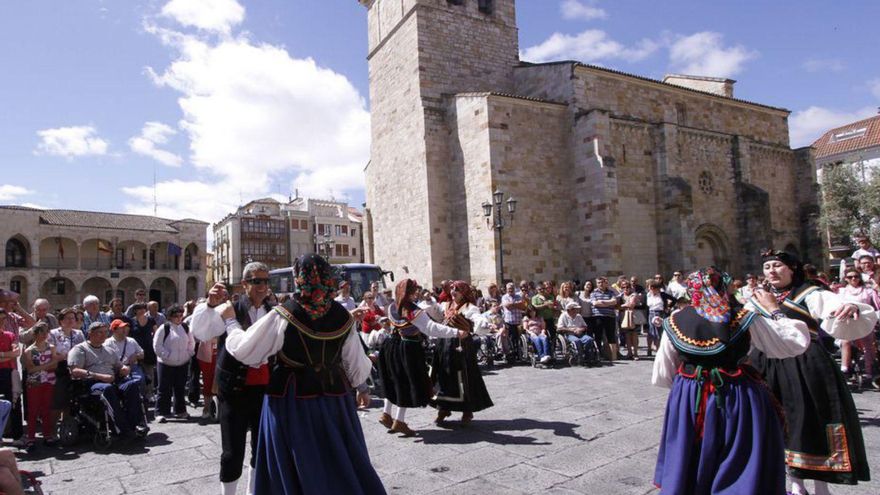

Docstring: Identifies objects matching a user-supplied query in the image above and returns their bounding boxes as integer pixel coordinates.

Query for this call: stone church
[359,0,820,288]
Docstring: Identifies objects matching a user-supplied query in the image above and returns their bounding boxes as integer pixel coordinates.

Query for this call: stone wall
[574,66,791,146]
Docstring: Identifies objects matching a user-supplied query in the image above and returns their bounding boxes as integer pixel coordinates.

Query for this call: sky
[1,0,879,230]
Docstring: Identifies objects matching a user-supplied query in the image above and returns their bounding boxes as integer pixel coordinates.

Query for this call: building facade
[814,114,880,181]
[213,197,364,286]
[1,206,208,310]
[359,0,820,288]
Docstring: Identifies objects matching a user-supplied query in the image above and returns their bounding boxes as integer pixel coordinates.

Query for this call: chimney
[663,74,736,98]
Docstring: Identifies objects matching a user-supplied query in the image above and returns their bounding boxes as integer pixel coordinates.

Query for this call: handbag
[621,310,635,330]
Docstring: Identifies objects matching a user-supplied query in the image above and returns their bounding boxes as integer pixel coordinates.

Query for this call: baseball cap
[109,319,130,332]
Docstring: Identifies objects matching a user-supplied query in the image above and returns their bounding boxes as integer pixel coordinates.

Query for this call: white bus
[269,263,394,302]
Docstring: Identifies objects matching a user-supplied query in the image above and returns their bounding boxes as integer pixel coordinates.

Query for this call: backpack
[162,321,189,345]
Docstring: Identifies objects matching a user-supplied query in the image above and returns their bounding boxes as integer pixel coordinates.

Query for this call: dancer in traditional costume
[431,281,494,425]
[217,254,385,495]
[652,267,811,494]
[749,250,875,495]
[377,279,467,436]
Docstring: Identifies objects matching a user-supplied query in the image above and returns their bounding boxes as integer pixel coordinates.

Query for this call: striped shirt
[590,289,617,318]
[501,294,525,324]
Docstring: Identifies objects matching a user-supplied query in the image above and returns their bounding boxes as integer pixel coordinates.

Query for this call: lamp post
[315,232,335,261]
[482,189,517,287]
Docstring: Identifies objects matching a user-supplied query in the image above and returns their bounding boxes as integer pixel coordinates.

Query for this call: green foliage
[819,164,872,245]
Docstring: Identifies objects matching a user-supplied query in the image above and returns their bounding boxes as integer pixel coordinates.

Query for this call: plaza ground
[17,356,880,494]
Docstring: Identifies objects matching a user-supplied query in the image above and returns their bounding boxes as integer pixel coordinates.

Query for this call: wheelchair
[58,380,115,450]
[475,333,501,367]
[558,332,601,367]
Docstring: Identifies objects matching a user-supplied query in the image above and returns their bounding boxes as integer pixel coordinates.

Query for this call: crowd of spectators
[1,236,878,459]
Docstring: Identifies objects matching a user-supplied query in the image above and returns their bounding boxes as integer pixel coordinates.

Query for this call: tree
[819,163,870,246]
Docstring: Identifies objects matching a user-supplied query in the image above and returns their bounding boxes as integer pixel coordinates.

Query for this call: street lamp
[483,189,516,287]
[315,232,335,260]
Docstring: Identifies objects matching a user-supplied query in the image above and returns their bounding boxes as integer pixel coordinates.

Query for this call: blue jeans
[90,377,145,433]
[566,333,595,358]
[530,335,550,358]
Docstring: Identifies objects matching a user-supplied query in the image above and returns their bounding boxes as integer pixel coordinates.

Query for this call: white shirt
[557,312,588,330]
[104,336,144,366]
[666,281,687,300]
[190,301,271,341]
[153,322,195,366]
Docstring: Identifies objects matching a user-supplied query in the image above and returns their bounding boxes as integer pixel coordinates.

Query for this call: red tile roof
[812,114,880,160]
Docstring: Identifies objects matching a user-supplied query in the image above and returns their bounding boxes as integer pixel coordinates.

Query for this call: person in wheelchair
[522,307,551,365]
[68,322,149,441]
[556,302,597,366]
[103,320,146,387]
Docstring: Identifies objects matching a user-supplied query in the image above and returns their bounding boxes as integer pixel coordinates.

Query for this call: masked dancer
[215,254,385,495]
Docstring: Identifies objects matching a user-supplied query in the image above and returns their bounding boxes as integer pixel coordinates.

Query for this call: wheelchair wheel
[58,417,79,447]
[93,431,112,450]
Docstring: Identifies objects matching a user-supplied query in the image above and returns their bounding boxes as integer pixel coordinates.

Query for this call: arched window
[5,238,27,268]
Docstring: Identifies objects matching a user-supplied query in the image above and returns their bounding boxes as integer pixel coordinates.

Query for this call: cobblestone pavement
[16,353,880,494]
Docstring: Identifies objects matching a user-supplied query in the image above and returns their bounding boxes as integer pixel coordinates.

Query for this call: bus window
[269,270,295,295]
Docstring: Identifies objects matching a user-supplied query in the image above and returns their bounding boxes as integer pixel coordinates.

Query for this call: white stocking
[394,407,407,422]
[247,465,256,495]
[383,399,393,415]
[221,480,237,495]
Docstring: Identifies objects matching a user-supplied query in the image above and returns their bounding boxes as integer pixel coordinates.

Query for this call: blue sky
[1,0,878,229]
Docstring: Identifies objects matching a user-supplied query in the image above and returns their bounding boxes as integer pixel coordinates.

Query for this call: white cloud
[126,14,371,222]
[0,185,33,202]
[789,106,877,148]
[128,121,183,167]
[160,0,244,35]
[521,29,658,64]
[34,126,109,158]
[803,58,845,73]
[668,32,757,78]
[560,0,607,21]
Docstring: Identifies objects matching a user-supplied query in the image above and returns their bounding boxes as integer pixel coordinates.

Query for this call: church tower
[360,0,519,285]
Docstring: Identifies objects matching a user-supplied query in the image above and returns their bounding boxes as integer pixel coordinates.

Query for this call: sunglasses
[846,275,860,280]
[246,278,270,285]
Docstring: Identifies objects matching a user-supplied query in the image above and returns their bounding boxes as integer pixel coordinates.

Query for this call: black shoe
[135,425,150,438]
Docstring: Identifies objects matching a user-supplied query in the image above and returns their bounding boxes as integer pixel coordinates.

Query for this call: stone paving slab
[14,354,880,494]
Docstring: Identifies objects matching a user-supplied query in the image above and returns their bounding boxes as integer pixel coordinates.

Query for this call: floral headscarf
[686,267,733,324]
[293,254,339,319]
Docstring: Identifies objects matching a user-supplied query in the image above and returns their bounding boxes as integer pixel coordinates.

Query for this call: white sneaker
[539,355,551,364]
[156,415,167,424]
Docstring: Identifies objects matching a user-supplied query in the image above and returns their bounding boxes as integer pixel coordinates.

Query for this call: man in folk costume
[432,281,494,425]
[749,251,875,495]
[377,279,467,437]
[652,267,811,494]
[191,262,276,495]
[215,254,385,494]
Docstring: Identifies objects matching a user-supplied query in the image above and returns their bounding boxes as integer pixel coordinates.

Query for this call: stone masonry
[360,0,819,289]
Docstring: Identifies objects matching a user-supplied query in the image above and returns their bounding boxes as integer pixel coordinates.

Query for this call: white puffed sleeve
[341,329,372,387]
[651,337,679,389]
[411,311,460,338]
[805,290,877,341]
[461,305,489,335]
[747,315,810,359]
[224,310,287,367]
[419,301,445,322]
[190,303,228,342]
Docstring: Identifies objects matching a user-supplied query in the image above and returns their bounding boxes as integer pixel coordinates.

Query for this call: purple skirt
[654,370,786,495]
[254,392,386,495]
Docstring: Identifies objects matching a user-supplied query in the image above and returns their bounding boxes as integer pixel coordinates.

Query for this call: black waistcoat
[215,298,276,398]
[663,306,757,369]
[267,299,355,398]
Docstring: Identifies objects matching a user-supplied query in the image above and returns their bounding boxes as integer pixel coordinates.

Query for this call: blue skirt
[254,392,386,495]
[654,370,786,495]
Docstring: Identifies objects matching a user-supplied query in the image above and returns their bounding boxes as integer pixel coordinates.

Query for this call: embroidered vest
[663,306,757,369]
[267,300,354,398]
[387,304,424,339]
